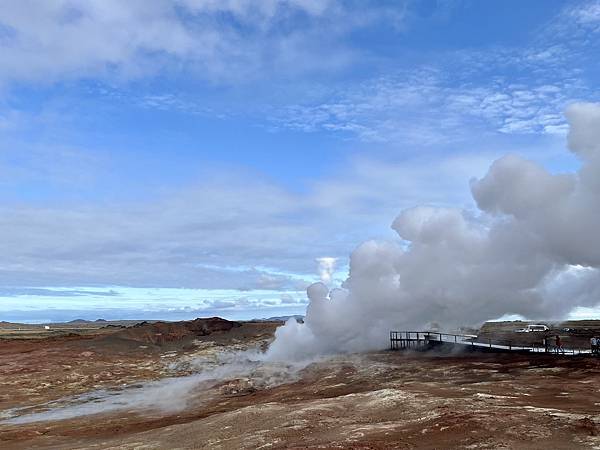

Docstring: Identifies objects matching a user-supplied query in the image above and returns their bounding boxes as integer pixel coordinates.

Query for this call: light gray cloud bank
[0,0,402,86]
[0,152,486,289]
[267,103,600,360]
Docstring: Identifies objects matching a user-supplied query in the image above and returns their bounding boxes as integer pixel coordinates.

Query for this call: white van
[516,324,548,333]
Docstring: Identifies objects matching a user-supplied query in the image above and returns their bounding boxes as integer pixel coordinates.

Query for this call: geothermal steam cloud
[267,102,600,360]
[317,257,337,283]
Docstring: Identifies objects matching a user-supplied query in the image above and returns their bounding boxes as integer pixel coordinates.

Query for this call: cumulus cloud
[267,103,600,360]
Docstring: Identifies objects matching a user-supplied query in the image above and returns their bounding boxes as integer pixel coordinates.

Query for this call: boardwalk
[390,331,593,355]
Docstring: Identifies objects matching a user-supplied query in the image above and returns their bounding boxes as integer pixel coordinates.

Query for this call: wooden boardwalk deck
[390,331,593,355]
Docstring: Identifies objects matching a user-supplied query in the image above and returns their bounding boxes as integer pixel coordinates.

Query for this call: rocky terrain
[0,319,276,413]
[0,318,599,449]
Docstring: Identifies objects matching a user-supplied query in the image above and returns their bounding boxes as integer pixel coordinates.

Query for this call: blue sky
[1,0,599,322]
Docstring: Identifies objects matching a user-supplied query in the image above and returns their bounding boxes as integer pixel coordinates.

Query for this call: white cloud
[316,257,337,283]
[255,2,600,144]
[0,150,494,289]
[552,1,600,35]
[266,65,593,144]
[0,0,403,87]
[0,285,309,322]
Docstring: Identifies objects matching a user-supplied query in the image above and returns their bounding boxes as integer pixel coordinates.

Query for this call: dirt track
[1,322,599,449]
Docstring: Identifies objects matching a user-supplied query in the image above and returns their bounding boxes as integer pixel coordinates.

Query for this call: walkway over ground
[390,331,594,355]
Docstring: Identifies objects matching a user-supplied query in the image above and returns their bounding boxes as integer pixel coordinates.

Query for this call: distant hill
[67,319,91,324]
[252,315,304,323]
[67,318,106,323]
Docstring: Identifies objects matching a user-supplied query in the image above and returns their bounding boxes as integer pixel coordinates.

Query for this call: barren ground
[1,320,599,449]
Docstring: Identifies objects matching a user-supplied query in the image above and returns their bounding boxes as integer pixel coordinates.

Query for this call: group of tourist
[591,336,600,355]
[545,335,600,355]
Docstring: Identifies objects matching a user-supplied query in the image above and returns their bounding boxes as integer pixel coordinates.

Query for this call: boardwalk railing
[390,330,592,355]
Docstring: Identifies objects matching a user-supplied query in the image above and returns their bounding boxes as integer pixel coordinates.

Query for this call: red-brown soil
[0,319,273,412]
[1,321,599,449]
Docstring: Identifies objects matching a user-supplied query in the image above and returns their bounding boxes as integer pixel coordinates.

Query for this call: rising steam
[267,103,600,360]
[317,257,337,283]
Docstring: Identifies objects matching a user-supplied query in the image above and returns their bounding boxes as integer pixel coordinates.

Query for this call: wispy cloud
[257,1,597,143]
[0,152,494,289]
[265,35,597,144]
[0,287,118,297]
[548,0,600,37]
[104,1,600,147]
[0,285,308,322]
[0,0,407,87]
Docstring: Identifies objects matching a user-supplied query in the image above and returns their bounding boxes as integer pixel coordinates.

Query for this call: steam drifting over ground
[2,350,314,425]
[267,103,600,360]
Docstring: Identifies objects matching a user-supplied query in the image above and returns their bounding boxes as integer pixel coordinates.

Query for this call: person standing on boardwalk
[555,335,564,354]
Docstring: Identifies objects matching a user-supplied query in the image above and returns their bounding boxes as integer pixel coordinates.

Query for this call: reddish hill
[107,317,241,346]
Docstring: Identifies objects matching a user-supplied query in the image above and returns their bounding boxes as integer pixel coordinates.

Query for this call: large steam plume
[267,103,600,360]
